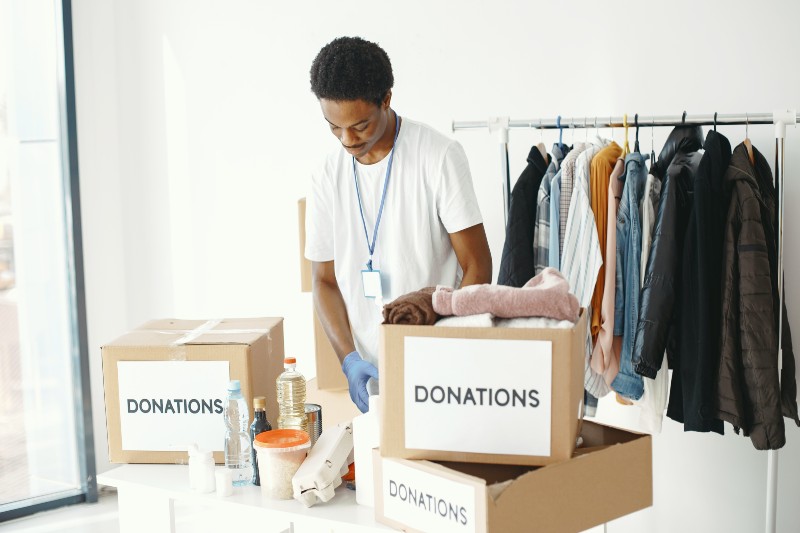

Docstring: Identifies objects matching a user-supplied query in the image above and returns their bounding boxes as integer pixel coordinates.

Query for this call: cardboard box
[374,421,653,533]
[305,377,361,431]
[379,311,586,466]
[313,309,348,391]
[101,317,284,463]
[298,198,312,293]
[299,197,348,391]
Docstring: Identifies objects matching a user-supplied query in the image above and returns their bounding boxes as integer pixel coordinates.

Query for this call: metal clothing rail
[453,110,797,533]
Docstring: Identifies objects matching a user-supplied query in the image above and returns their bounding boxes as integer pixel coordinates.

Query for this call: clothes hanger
[610,116,615,144]
[584,117,588,143]
[744,112,755,165]
[570,117,575,146]
[634,113,641,153]
[536,118,547,160]
[623,113,630,155]
[650,119,656,169]
[713,112,717,133]
[557,115,563,148]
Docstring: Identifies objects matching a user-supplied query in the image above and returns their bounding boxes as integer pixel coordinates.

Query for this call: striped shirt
[562,143,604,306]
[558,143,588,258]
[561,141,610,398]
[549,170,562,270]
[533,144,568,274]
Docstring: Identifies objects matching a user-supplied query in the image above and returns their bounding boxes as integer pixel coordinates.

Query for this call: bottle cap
[284,357,296,365]
[227,379,241,392]
[253,396,266,409]
[187,443,213,461]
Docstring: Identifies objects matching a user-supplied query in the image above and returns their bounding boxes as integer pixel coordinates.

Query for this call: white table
[98,464,395,533]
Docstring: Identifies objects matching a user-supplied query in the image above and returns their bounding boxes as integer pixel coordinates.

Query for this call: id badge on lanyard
[353,111,400,303]
[361,269,383,299]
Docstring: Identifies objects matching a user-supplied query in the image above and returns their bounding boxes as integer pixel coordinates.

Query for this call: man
[305,36,492,413]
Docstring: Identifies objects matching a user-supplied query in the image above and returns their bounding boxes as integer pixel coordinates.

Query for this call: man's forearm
[460,262,492,287]
[312,277,356,365]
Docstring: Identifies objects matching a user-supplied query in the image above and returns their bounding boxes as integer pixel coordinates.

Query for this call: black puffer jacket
[717,143,800,450]
[670,130,731,433]
[633,126,704,379]
[498,146,550,287]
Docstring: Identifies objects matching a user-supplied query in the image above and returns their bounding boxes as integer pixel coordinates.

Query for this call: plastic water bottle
[223,379,252,486]
[276,357,308,433]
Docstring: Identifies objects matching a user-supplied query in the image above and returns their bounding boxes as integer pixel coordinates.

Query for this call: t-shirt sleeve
[305,162,335,262]
[436,141,484,233]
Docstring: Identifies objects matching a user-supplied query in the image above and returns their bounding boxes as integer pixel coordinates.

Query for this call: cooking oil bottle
[276,357,308,433]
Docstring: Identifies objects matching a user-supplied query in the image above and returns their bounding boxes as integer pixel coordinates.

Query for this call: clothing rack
[453,110,797,533]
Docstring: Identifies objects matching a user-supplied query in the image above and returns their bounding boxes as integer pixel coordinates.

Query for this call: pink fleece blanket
[432,268,580,322]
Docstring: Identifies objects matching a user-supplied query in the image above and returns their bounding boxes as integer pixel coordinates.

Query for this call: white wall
[72,1,800,531]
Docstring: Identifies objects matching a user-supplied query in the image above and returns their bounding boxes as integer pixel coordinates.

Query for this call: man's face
[319,97,389,159]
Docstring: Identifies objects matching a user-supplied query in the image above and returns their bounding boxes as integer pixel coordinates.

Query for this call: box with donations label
[374,421,653,533]
[101,317,284,464]
[379,310,586,466]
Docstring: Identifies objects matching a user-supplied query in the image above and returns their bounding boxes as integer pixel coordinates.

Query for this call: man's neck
[357,109,398,165]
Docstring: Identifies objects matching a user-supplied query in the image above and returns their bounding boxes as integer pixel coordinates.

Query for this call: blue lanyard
[352,111,400,271]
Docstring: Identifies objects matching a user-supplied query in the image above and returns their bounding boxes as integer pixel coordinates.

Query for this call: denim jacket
[611,152,649,400]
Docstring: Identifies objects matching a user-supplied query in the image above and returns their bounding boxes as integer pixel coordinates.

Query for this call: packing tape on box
[144,319,271,361]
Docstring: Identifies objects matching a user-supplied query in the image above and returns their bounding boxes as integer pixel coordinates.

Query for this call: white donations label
[382,458,478,533]
[117,360,230,451]
[404,336,552,456]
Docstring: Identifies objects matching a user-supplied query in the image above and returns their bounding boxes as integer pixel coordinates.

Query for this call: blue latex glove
[341,351,378,413]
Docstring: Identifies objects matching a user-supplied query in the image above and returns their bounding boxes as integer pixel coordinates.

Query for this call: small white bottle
[188,443,216,493]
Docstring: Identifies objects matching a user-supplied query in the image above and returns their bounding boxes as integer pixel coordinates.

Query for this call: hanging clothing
[611,152,649,400]
[632,126,704,381]
[562,141,610,399]
[640,174,662,284]
[636,172,667,433]
[671,130,731,434]
[591,157,625,386]
[558,143,589,259]
[533,144,569,275]
[589,142,624,341]
[549,170,562,270]
[498,147,551,287]
[717,143,800,450]
[561,142,605,305]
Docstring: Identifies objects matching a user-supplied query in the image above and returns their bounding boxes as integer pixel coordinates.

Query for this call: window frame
[0,0,97,520]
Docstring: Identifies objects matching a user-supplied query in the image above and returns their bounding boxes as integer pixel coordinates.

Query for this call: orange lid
[254,429,309,449]
[342,462,355,481]
[284,357,297,364]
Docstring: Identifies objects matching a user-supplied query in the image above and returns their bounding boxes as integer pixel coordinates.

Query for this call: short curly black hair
[309,36,394,106]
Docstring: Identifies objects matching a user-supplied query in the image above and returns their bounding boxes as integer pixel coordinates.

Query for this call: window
[0,0,96,520]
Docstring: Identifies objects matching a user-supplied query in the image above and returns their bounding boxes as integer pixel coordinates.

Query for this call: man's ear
[382,90,392,110]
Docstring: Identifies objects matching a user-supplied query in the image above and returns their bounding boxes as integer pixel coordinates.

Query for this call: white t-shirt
[305,117,483,392]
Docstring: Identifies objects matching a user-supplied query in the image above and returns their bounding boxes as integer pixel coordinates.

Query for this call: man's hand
[341,351,379,413]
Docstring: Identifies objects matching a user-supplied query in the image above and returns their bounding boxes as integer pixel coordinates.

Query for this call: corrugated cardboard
[101,317,284,463]
[298,198,312,293]
[379,310,586,466]
[374,421,653,533]
[298,197,348,391]
[313,309,348,391]
[305,377,361,431]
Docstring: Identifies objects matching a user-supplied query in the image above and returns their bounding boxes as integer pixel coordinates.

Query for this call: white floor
[0,490,120,533]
